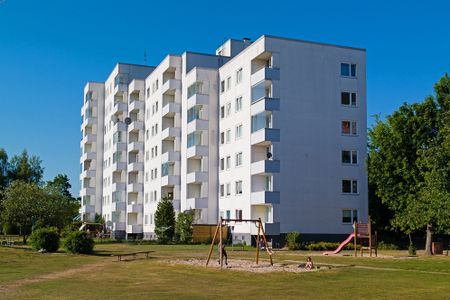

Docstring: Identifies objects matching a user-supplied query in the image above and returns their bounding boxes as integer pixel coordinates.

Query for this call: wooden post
[206,221,220,266]
[256,221,261,265]
[219,217,223,269]
[353,221,357,257]
[259,218,273,266]
[369,217,372,257]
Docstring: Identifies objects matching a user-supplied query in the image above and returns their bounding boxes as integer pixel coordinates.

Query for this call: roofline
[183,51,222,58]
[263,34,366,52]
[116,62,157,68]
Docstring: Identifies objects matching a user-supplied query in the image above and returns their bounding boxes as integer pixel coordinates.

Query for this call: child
[305,256,314,270]
[217,242,228,266]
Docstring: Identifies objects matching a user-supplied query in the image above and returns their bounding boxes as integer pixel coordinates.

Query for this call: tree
[175,211,194,243]
[0,148,8,189]
[154,197,175,243]
[8,150,44,185]
[1,181,47,243]
[46,174,73,199]
[368,74,450,255]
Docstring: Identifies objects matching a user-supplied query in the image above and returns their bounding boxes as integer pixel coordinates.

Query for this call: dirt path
[0,260,110,293]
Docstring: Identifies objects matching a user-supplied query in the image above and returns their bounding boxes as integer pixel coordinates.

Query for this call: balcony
[187,94,209,109]
[186,171,208,184]
[112,142,126,153]
[81,134,96,145]
[250,191,280,205]
[113,121,127,133]
[80,187,95,197]
[129,100,145,113]
[79,169,96,180]
[161,175,180,187]
[128,141,144,153]
[162,79,181,95]
[251,128,280,146]
[111,162,127,171]
[114,83,127,96]
[127,224,143,234]
[250,67,280,86]
[128,120,144,132]
[111,201,126,212]
[161,127,181,141]
[112,222,126,231]
[251,159,280,175]
[186,145,208,159]
[186,197,208,209]
[81,116,97,129]
[80,205,95,214]
[112,102,127,115]
[162,102,181,117]
[251,97,280,115]
[80,152,96,163]
[127,203,143,213]
[128,162,144,172]
[112,182,126,191]
[127,183,143,193]
[187,119,208,133]
[161,151,181,163]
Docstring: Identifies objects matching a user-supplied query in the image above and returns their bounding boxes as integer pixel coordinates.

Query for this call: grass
[1,244,450,299]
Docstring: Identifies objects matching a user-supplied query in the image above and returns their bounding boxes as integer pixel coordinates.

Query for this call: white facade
[80,35,367,242]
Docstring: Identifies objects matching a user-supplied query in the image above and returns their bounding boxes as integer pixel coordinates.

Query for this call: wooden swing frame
[206,217,273,268]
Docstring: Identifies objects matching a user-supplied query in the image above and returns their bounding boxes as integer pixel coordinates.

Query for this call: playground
[1,242,450,299]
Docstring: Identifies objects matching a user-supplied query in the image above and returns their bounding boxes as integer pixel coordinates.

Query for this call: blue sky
[1,0,449,195]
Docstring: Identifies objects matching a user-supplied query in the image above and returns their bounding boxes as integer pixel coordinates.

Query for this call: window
[220,184,224,197]
[341,92,357,106]
[235,124,242,140]
[226,76,231,90]
[226,129,231,143]
[236,68,242,84]
[145,215,148,225]
[220,132,225,145]
[235,180,243,195]
[220,106,225,119]
[188,105,204,123]
[226,210,231,219]
[251,111,272,133]
[187,81,203,98]
[220,80,225,93]
[145,193,149,204]
[187,132,203,148]
[265,176,273,191]
[226,183,231,196]
[235,152,242,167]
[342,150,358,164]
[341,121,357,135]
[226,156,231,170]
[235,96,243,112]
[341,63,357,78]
[226,102,231,117]
[235,209,243,220]
[342,179,358,194]
[220,158,225,171]
[342,209,358,224]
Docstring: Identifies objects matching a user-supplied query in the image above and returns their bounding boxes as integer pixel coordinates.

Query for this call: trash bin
[432,242,443,255]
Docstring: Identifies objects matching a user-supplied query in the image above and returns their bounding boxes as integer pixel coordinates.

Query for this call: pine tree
[154,197,175,243]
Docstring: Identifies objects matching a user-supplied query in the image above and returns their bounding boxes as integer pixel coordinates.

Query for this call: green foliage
[408,242,417,256]
[30,227,60,252]
[175,211,194,244]
[286,232,301,250]
[154,197,175,243]
[8,149,44,185]
[94,213,105,224]
[63,231,94,254]
[0,148,8,189]
[377,241,400,250]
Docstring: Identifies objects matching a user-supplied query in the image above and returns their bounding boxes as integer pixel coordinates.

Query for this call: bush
[378,241,399,250]
[286,232,301,250]
[30,227,60,252]
[63,231,94,254]
[175,211,194,244]
[408,242,417,256]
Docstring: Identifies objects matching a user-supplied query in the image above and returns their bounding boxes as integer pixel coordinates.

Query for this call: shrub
[175,211,194,244]
[286,232,301,250]
[30,227,60,252]
[408,242,417,256]
[63,231,94,254]
[378,241,399,250]
[154,197,176,243]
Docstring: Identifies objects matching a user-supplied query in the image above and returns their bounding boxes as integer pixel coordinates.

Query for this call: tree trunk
[425,224,433,256]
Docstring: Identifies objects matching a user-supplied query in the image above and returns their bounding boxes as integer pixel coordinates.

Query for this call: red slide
[323,233,355,255]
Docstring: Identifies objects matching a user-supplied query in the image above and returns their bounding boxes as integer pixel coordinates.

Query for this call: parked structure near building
[80,35,367,242]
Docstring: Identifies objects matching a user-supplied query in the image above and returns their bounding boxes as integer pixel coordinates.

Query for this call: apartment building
[80,35,367,242]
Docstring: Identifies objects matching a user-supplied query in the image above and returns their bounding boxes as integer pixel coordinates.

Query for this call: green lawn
[1,244,450,299]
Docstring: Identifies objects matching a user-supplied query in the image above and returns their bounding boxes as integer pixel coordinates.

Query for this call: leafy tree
[154,197,175,243]
[1,181,47,243]
[368,74,450,255]
[175,211,194,243]
[46,174,73,198]
[0,148,8,189]
[94,213,105,224]
[8,150,44,185]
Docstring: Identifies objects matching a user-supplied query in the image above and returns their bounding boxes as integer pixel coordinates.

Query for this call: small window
[236,68,243,84]
[220,80,225,93]
[220,184,224,197]
[220,106,225,119]
[235,152,243,167]
[351,64,356,77]
[235,96,243,112]
[342,121,357,135]
[235,180,243,195]
[235,124,242,140]
[226,129,231,143]
[235,209,243,220]
[342,209,358,224]
[220,132,225,145]
[341,92,350,105]
[342,150,357,164]
[226,102,231,117]
[351,93,357,106]
[342,179,358,194]
[341,63,350,76]
[226,183,231,196]
[220,158,225,171]
[226,156,231,170]
[226,76,231,90]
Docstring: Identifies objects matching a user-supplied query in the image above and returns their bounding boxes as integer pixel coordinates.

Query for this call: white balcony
[112,162,127,171]
[186,197,208,209]
[128,120,144,132]
[187,119,208,133]
[251,128,280,146]
[251,160,280,175]
[112,102,127,115]
[127,203,143,213]
[172,199,181,211]
[112,222,126,231]
[129,100,144,112]
[162,102,181,117]
[127,183,143,193]
[80,205,95,214]
[80,187,95,197]
[128,141,144,153]
[81,117,97,130]
[80,152,96,163]
[250,67,280,86]
[128,162,144,172]
[186,145,208,159]
[79,169,96,180]
[112,182,126,192]
[186,171,208,184]
[113,121,127,132]
[81,134,96,145]
[250,191,280,205]
[127,224,143,234]
[114,83,127,96]
[112,142,127,152]
[187,94,209,109]
[161,175,180,187]
[161,151,181,163]
[251,97,280,115]
[161,127,181,141]
[162,79,181,95]
[111,201,126,212]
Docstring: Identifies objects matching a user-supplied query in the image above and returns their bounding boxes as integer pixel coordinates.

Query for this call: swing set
[206,217,274,268]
